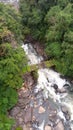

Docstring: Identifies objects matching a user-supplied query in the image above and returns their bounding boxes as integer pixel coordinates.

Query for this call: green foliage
[0,114,15,130]
[0,87,18,113]
[31,70,38,81]
[0,3,23,43]
[0,43,27,89]
[20,0,73,78]
[45,3,73,78]
[57,0,69,8]
[19,0,56,40]
[15,127,23,130]
[0,43,27,129]
[45,42,61,59]
[0,4,28,129]
[0,43,27,113]
[44,60,54,68]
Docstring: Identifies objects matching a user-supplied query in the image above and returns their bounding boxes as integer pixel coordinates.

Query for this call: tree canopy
[20,0,73,78]
[0,3,27,129]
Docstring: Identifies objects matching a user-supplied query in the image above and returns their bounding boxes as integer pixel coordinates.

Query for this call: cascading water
[22,44,43,65]
[22,43,73,130]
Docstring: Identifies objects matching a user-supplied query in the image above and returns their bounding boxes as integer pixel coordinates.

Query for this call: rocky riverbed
[9,73,71,130]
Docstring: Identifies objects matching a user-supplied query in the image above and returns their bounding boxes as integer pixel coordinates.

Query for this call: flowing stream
[22,43,73,130]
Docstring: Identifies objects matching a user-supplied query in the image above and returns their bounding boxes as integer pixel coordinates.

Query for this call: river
[22,43,73,130]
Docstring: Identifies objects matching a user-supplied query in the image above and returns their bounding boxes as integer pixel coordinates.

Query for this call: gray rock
[61,106,69,114]
[61,106,70,120]
[63,84,70,89]
[52,84,58,90]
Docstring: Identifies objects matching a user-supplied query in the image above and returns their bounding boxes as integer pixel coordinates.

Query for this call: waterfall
[22,44,43,65]
[22,43,73,130]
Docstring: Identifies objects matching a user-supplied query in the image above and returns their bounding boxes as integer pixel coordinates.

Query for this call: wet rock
[24,107,33,123]
[45,125,52,130]
[38,106,45,113]
[57,88,67,93]
[69,87,73,92]
[61,106,70,120]
[65,114,70,121]
[10,107,20,116]
[64,124,72,130]
[48,110,58,125]
[52,84,58,90]
[61,106,69,114]
[54,120,64,130]
[63,84,70,89]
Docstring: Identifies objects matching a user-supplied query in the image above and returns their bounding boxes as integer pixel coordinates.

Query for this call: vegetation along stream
[0,0,73,130]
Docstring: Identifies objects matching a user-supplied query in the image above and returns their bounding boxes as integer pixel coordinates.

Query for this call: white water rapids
[22,44,43,65]
[22,43,73,130]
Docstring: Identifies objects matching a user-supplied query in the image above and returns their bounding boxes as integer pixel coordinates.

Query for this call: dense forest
[0,3,27,130]
[0,0,73,129]
[20,0,73,77]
